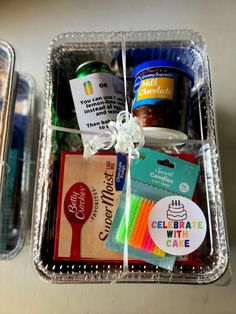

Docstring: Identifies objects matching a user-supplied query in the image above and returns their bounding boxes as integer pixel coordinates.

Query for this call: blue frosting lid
[132,60,195,85]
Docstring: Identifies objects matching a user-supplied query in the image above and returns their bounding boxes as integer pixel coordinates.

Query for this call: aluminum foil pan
[0,40,16,251]
[0,41,15,189]
[32,30,229,284]
[0,73,35,259]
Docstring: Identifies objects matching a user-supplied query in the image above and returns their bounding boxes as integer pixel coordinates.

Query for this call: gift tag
[148,196,207,256]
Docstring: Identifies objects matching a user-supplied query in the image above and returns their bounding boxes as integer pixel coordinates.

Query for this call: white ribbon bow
[83,110,145,159]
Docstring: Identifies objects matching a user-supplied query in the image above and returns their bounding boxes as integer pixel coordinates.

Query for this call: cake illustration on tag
[167,200,187,221]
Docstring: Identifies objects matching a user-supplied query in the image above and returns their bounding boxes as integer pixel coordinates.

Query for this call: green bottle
[76,61,112,78]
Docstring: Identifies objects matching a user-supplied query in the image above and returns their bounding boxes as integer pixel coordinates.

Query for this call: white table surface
[0,0,236,313]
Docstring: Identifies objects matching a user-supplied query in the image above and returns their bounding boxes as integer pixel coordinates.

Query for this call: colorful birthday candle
[116,194,165,257]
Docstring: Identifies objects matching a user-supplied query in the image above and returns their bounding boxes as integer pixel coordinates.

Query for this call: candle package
[106,148,201,270]
[32,30,229,284]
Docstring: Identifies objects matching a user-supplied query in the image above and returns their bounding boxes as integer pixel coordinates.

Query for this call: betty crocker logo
[64,182,93,225]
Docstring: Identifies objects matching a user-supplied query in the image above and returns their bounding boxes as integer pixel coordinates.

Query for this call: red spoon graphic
[64,182,93,260]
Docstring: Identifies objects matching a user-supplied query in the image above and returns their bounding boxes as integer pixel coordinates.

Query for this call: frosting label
[148,196,207,255]
[133,72,177,110]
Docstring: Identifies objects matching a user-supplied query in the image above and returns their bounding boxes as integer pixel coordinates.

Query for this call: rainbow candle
[116,195,165,257]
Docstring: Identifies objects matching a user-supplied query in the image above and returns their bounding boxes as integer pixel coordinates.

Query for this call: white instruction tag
[70,72,125,143]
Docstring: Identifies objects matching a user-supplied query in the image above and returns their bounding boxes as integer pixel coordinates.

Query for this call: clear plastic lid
[32,30,229,285]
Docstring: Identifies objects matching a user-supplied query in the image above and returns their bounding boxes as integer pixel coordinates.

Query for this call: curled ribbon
[83,110,145,159]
